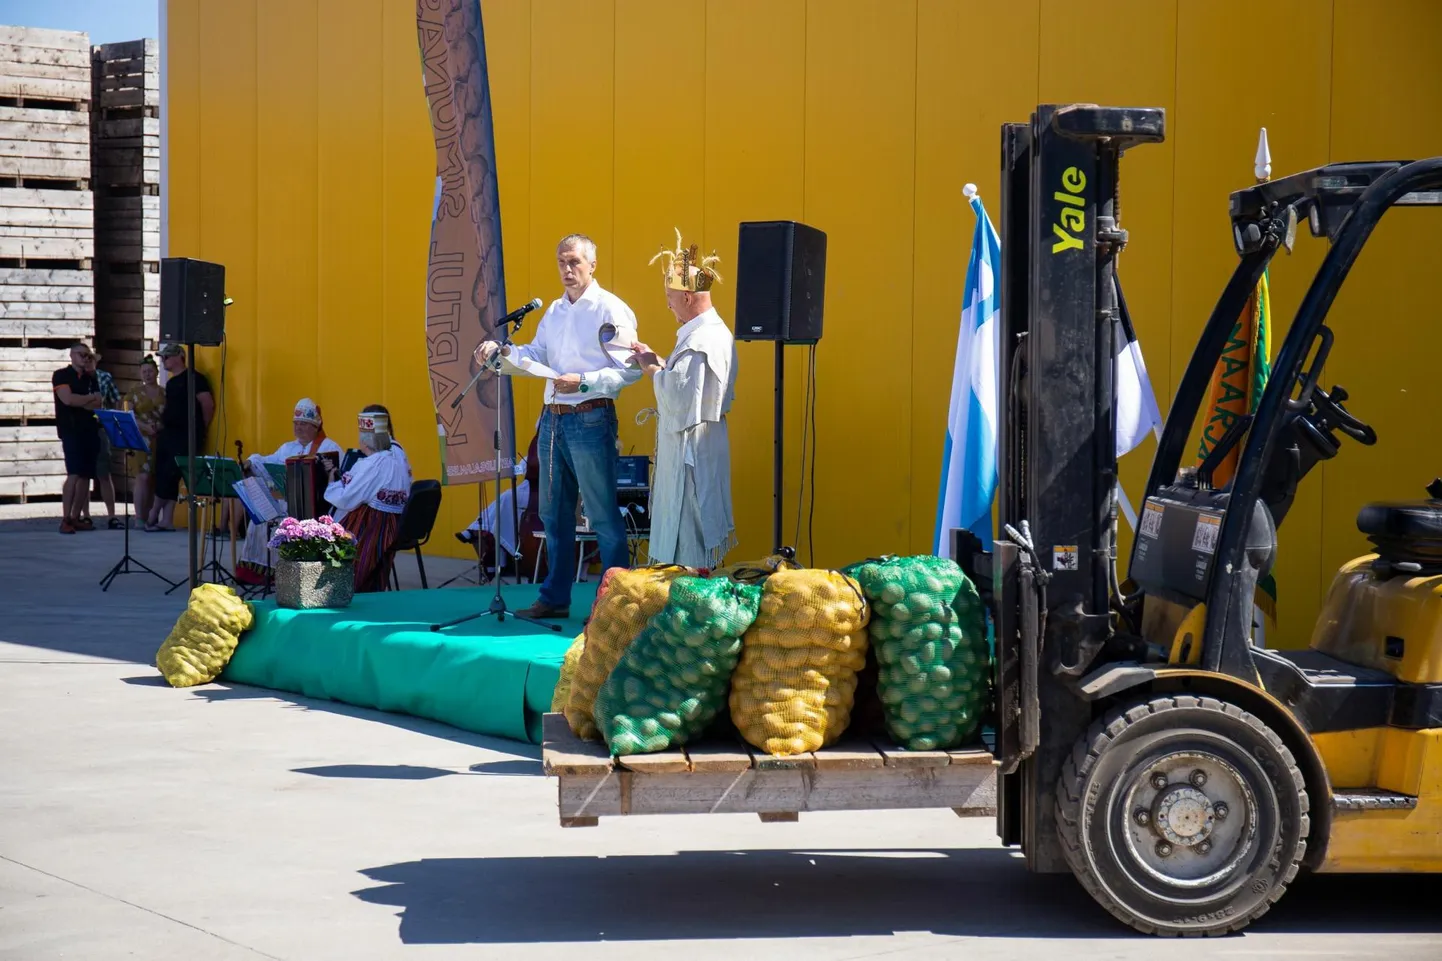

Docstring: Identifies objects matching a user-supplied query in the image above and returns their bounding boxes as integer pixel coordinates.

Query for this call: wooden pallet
[541,713,997,827]
[91,40,157,192]
[0,421,63,499]
[94,194,158,262]
[92,39,156,111]
[0,27,91,106]
[0,266,94,333]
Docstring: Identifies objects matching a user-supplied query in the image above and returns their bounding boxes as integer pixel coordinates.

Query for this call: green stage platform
[221,582,598,744]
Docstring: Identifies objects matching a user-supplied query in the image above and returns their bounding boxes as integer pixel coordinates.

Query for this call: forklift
[978,103,1442,935]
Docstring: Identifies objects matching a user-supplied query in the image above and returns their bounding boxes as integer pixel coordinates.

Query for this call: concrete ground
[2,505,1440,960]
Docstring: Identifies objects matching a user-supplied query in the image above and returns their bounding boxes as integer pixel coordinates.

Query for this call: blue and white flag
[935,184,1001,553]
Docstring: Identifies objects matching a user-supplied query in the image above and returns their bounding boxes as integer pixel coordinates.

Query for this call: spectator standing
[79,350,123,529]
[51,344,101,534]
[146,343,214,532]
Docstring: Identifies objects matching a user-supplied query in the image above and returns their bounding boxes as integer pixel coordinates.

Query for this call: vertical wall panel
[612,0,708,465]
[1321,0,1442,605]
[909,0,1040,554]
[703,0,807,563]
[194,1,257,458]
[254,0,319,453]
[802,0,917,564]
[165,0,199,259]
[381,0,450,530]
[315,0,383,444]
[525,0,615,440]
[1172,0,1334,647]
[480,0,535,540]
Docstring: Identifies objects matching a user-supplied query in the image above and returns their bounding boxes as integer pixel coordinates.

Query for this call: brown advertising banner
[417,0,515,486]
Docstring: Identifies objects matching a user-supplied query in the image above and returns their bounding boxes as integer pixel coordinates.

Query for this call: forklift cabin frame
[990,101,1442,872]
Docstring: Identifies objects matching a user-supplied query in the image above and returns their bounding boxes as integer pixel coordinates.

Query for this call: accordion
[284,455,332,520]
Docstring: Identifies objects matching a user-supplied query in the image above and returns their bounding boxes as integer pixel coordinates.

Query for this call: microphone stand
[431,312,559,633]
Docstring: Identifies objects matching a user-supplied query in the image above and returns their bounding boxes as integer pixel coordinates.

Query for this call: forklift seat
[1356,499,1442,573]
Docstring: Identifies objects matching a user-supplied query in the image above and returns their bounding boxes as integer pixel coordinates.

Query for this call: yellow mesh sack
[729,568,871,756]
[550,633,586,714]
[155,584,255,688]
[565,565,691,739]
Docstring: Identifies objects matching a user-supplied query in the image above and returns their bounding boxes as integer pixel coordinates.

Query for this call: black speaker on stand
[160,257,228,592]
[734,221,826,553]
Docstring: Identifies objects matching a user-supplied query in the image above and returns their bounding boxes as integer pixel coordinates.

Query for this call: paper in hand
[514,356,565,381]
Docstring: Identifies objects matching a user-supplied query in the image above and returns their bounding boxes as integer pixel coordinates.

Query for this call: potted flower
[268,515,358,609]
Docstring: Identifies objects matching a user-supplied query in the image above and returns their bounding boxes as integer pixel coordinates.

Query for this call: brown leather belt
[545,398,614,415]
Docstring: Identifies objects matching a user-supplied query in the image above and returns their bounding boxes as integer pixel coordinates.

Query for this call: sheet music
[233,475,283,524]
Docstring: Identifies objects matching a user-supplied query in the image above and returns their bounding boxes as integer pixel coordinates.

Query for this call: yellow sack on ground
[565,565,690,740]
[155,584,255,688]
[550,633,586,714]
[729,568,870,756]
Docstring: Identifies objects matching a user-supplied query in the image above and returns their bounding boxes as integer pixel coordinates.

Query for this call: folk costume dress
[324,443,412,592]
[645,231,738,569]
[236,399,342,584]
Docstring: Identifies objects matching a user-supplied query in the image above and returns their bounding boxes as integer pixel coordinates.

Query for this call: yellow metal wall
[167,0,1442,648]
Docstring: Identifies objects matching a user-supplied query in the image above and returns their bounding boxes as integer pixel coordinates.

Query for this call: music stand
[262,462,287,491]
[431,311,559,633]
[97,410,176,591]
[166,455,244,594]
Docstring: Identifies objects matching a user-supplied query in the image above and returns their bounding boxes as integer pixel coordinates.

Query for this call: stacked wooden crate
[0,25,93,501]
[91,38,159,406]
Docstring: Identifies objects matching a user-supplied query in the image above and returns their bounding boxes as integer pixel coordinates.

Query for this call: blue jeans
[537,405,628,608]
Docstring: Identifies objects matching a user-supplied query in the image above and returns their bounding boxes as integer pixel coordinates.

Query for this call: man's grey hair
[557,233,597,263]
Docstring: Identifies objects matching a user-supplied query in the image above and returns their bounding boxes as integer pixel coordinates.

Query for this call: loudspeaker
[734,221,826,343]
[160,257,226,346]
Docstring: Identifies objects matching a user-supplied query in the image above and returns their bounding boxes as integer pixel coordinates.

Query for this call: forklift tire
[1055,694,1309,937]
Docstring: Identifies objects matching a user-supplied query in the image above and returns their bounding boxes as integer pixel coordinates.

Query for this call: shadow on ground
[352,848,1442,944]
[143,678,544,755]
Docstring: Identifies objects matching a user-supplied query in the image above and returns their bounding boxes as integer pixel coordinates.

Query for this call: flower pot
[275,559,355,610]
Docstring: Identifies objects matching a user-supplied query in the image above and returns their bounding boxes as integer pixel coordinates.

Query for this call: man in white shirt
[632,230,737,569]
[475,234,642,617]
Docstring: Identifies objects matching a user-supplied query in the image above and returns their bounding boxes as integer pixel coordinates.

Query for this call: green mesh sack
[594,575,763,756]
[845,555,990,751]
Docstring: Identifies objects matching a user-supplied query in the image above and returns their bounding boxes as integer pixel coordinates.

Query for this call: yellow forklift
[983,104,1442,936]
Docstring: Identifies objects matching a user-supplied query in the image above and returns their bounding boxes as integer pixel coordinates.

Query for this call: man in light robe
[631,230,737,569]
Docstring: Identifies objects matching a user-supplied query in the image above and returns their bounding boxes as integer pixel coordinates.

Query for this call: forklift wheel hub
[1154,786,1215,845]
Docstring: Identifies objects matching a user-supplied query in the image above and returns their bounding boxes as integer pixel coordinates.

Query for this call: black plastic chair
[386,479,442,590]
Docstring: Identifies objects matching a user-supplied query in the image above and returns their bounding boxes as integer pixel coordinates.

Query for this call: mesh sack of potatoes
[155,583,255,688]
[564,565,692,739]
[550,633,587,714]
[729,568,871,756]
[593,574,763,755]
[846,554,990,750]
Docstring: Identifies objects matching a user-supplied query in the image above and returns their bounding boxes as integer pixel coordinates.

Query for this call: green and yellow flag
[1196,128,1277,636]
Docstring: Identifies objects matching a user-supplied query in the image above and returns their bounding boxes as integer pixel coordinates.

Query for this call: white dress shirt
[500,281,643,404]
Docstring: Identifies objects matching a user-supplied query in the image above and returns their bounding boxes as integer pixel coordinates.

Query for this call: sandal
[75,518,95,531]
[108,518,125,530]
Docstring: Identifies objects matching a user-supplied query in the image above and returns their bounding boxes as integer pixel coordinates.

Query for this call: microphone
[497,298,542,327]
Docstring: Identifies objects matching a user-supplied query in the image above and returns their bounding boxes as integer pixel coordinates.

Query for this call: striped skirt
[346,503,401,593]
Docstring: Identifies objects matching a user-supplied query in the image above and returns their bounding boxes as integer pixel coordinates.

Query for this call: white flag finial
[962,183,978,199]
[1254,127,1272,182]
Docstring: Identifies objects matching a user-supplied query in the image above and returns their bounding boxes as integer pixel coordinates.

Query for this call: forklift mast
[993,104,1165,869]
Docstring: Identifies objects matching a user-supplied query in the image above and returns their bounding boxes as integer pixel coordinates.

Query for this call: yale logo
[1051,166,1087,254]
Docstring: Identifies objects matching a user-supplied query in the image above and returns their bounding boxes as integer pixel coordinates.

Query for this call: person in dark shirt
[51,343,101,534]
[145,343,215,532]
